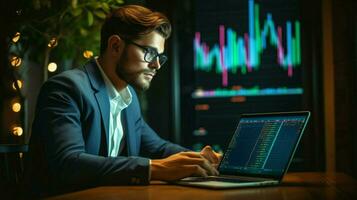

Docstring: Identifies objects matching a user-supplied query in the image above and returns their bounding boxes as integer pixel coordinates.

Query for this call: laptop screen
[219,112,310,179]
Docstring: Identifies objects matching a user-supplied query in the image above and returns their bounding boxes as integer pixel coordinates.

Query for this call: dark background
[0,0,356,192]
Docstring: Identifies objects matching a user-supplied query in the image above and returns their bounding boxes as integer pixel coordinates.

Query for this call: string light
[48,62,57,72]
[12,32,21,43]
[47,37,58,48]
[10,14,24,139]
[12,80,23,90]
[12,126,23,136]
[12,102,21,112]
[15,9,22,16]
[83,50,93,59]
[10,56,22,67]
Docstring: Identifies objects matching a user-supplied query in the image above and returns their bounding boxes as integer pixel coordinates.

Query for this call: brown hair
[100,5,171,54]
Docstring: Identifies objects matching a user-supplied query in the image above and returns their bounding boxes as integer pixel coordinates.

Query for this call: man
[25,5,221,196]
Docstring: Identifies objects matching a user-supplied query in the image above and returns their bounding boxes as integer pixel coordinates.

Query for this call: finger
[200,150,214,163]
[183,150,219,163]
[201,145,213,156]
[180,151,219,175]
[180,151,203,158]
[201,147,219,164]
[215,152,223,161]
[206,151,219,164]
[185,165,208,177]
[212,151,223,163]
[199,158,219,176]
[212,163,220,169]
[178,157,205,165]
[174,155,214,166]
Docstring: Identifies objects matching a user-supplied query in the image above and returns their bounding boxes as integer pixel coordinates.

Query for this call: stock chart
[182,0,304,153]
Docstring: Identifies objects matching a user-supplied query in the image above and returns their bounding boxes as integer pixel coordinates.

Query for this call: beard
[116,66,151,90]
[115,45,157,91]
[115,59,152,91]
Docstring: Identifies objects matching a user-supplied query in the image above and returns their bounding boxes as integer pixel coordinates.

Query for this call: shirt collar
[95,57,132,106]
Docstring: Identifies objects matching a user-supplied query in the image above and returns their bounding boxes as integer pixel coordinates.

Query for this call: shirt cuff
[148,159,152,182]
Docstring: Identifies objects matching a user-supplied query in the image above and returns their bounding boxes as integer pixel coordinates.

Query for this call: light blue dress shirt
[96,58,132,157]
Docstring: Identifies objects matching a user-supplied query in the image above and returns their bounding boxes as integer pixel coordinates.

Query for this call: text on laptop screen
[219,115,307,177]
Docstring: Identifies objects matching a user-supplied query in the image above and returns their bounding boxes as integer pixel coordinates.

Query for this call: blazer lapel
[84,60,110,152]
[95,91,110,150]
[122,109,135,156]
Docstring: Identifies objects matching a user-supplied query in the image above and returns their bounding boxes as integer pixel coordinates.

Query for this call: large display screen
[180,0,304,153]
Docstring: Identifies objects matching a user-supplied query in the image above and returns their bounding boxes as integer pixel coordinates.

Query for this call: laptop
[175,111,310,189]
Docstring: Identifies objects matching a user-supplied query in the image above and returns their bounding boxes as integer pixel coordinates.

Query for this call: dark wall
[141,0,177,141]
[300,0,325,171]
[0,1,25,144]
[332,0,357,178]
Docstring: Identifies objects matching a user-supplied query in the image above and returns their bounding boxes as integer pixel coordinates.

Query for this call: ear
[107,35,124,56]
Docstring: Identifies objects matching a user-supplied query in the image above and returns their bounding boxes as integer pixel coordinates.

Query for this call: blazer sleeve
[126,87,190,158]
[139,118,190,158]
[30,77,150,195]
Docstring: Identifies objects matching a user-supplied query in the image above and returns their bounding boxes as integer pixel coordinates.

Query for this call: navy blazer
[26,59,188,195]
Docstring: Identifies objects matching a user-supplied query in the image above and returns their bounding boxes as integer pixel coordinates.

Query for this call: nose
[149,57,161,70]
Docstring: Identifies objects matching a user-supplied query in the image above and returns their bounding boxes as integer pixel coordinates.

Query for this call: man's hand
[151,151,219,181]
[200,145,223,168]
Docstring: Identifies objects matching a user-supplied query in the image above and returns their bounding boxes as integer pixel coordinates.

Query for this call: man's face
[115,31,166,90]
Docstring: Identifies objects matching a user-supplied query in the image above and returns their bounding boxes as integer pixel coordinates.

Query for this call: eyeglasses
[125,40,168,66]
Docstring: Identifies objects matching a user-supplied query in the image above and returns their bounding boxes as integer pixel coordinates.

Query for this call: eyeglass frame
[124,40,168,66]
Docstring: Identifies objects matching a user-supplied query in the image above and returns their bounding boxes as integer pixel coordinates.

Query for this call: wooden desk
[46,172,357,200]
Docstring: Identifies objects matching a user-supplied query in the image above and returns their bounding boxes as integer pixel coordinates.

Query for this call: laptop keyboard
[185,176,254,183]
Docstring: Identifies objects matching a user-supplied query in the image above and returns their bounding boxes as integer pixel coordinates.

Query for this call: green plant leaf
[111,5,120,10]
[91,2,103,9]
[16,0,125,69]
[72,8,83,17]
[80,28,88,36]
[101,2,110,13]
[71,0,78,9]
[115,0,124,4]
[87,11,94,26]
[94,10,106,19]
